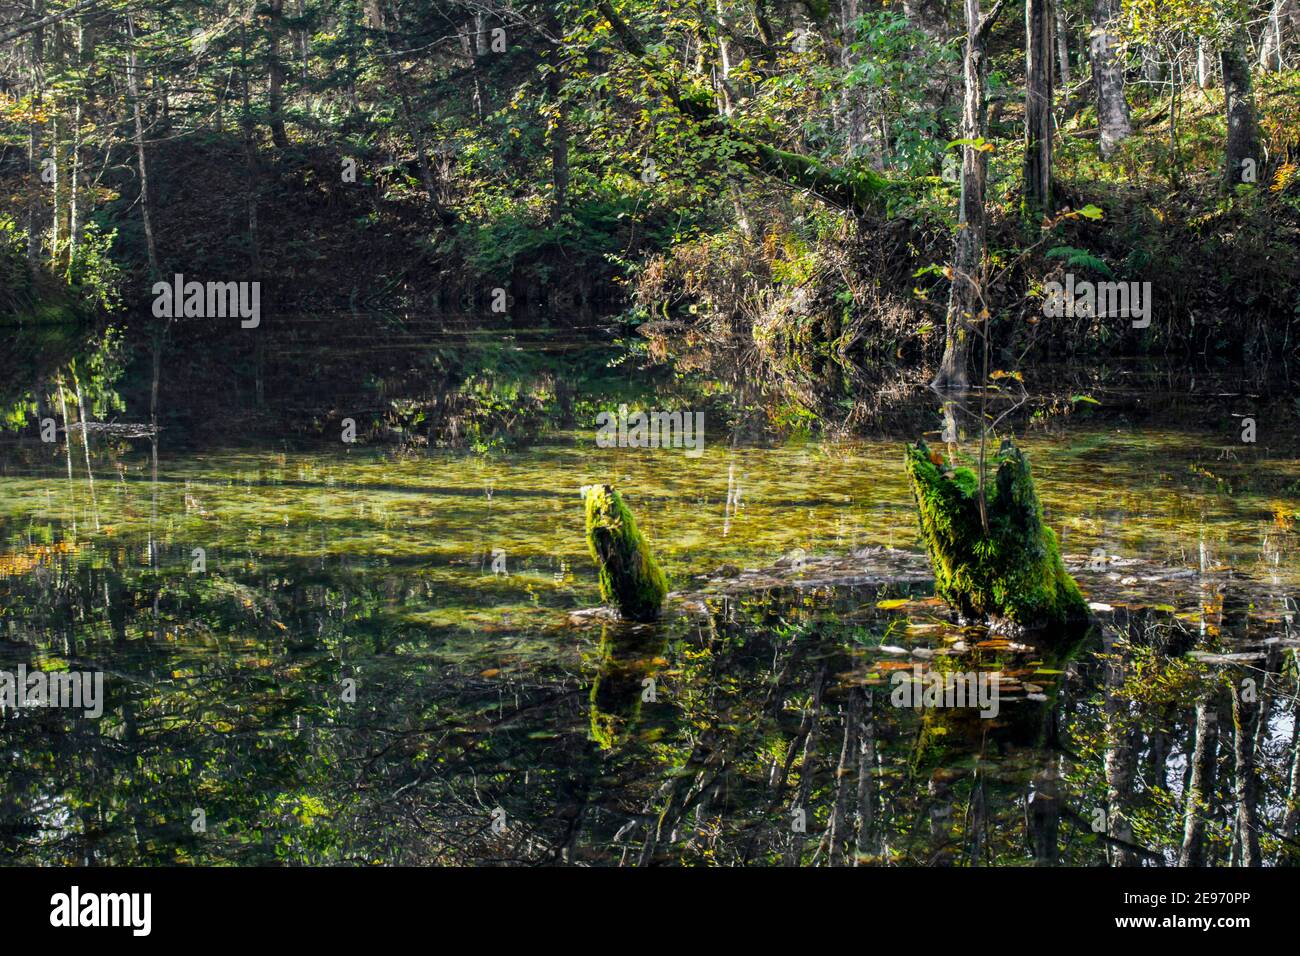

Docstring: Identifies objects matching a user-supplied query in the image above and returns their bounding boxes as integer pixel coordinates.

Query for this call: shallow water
[1,341,1297,865]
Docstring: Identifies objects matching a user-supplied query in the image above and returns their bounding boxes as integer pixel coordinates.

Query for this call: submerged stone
[903,440,1089,635]
[583,484,669,622]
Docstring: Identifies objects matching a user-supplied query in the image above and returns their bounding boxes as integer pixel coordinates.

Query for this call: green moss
[584,484,669,622]
[903,441,1088,634]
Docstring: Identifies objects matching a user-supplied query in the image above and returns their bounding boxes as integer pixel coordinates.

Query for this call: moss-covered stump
[583,484,669,622]
[903,440,1088,633]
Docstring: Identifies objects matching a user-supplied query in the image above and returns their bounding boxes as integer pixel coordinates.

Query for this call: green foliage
[1045,245,1114,278]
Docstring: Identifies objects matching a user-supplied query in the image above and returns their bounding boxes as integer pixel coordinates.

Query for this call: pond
[0,330,1297,865]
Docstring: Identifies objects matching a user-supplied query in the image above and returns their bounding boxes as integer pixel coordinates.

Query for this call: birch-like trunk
[932,0,1000,390]
[127,13,160,275]
[1089,0,1131,159]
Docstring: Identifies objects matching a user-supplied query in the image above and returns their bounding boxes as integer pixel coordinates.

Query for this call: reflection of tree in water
[2,538,1299,866]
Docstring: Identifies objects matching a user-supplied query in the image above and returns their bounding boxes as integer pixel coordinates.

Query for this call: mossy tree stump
[583,484,668,622]
[904,440,1088,633]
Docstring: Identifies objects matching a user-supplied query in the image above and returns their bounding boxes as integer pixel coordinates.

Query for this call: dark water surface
[1,332,1297,865]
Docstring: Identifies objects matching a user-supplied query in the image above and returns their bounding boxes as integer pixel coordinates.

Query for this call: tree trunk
[1222,32,1261,187]
[1024,0,1054,219]
[1229,670,1261,866]
[1102,624,1138,865]
[932,0,1001,390]
[26,0,44,275]
[1260,0,1299,71]
[1178,695,1219,866]
[1053,0,1071,88]
[1281,684,1300,861]
[1197,37,1212,88]
[268,0,290,149]
[839,0,878,166]
[127,13,159,276]
[239,22,260,275]
[546,36,569,226]
[49,111,60,259]
[1089,0,1131,159]
[68,20,84,259]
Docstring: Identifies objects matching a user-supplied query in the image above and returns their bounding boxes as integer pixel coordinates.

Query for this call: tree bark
[1222,32,1261,187]
[68,20,84,259]
[1178,695,1218,866]
[127,12,159,276]
[1024,0,1054,219]
[1053,0,1071,88]
[26,0,44,275]
[932,0,1002,391]
[1229,670,1261,866]
[545,17,569,225]
[1089,0,1131,159]
[268,0,291,149]
[1260,0,1299,71]
[1197,37,1212,88]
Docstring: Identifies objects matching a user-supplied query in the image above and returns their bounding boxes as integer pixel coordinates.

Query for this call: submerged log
[583,484,668,622]
[903,440,1088,634]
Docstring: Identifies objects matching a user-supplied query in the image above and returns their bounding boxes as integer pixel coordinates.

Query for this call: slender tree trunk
[268,0,290,148]
[1222,32,1261,187]
[1053,0,1071,88]
[49,111,60,259]
[839,0,875,164]
[127,13,159,276]
[827,690,861,865]
[1024,0,1054,219]
[68,22,84,259]
[546,29,569,225]
[1197,37,1212,88]
[56,375,76,536]
[1089,0,1131,159]
[854,688,877,863]
[70,366,99,531]
[26,0,44,275]
[1179,695,1219,866]
[1028,759,1060,865]
[239,22,262,277]
[933,0,1001,390]
[1260,0,1299,71]
[1229,670,1261,866]
[1281,690,1300,861]
[1103,624,1138,865]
